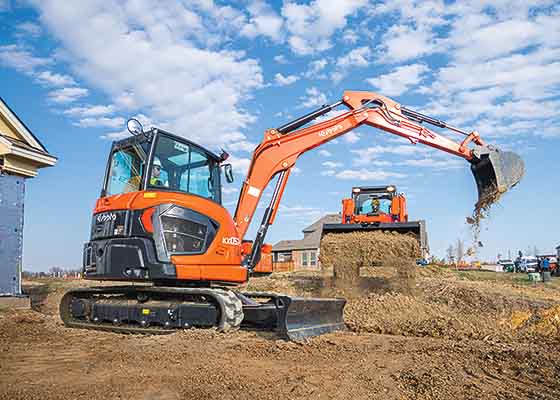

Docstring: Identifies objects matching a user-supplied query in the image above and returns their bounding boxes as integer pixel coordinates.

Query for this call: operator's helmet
[372,198,380,206]
[153,157,162,168]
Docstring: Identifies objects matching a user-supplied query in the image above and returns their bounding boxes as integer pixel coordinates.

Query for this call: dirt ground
[1,267,560,400]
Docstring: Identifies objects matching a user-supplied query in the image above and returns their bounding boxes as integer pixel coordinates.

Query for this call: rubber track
[60,286,243,335]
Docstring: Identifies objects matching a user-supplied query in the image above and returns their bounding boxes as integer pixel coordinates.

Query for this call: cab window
[106,144,146,196]
[149,135,220,202]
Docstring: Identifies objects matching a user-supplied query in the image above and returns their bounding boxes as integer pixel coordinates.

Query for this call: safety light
[386,185,396,192]
[352,187,361,193]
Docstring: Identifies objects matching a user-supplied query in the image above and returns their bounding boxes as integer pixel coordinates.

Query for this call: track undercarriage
[60,286,346,341]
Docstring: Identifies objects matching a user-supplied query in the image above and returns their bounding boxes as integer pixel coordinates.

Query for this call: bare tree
[446,244,455,264]
[456,239,465,264]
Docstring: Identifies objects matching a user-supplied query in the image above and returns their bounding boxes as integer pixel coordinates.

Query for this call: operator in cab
[150,157,168,187]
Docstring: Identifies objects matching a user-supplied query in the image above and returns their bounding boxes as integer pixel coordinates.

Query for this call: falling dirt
[2,269,560,400]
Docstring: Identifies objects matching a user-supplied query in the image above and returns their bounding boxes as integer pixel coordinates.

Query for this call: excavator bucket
[238,292,346,341]
[470,145,524,206]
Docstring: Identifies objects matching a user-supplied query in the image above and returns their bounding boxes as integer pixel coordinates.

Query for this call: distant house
[272,214,340,272]
[557,245,560,259]
[0,97,57,296]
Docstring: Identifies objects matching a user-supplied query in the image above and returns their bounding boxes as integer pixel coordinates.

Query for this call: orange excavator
[60,90,523,340]
[323,185,429,258]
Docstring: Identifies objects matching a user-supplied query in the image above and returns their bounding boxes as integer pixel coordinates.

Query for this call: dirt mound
[320,231,420,292]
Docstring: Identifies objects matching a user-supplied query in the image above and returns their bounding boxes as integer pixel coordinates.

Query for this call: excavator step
[60,286,346,341]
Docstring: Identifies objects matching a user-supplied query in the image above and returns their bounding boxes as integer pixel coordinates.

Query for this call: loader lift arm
[233,90,521,269]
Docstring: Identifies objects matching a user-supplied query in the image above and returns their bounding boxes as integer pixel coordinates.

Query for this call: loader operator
[150,157,168,187]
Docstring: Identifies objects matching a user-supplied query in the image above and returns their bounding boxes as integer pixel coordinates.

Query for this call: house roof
[0,97,50,154]
[273,213,340,252]
[0,97,57,176]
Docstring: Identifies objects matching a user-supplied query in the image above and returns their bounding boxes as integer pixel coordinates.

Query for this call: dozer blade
[470,145,524,206]
[238,292,346,341]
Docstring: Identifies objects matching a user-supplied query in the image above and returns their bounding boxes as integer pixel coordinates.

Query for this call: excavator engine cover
[470,145,524,206]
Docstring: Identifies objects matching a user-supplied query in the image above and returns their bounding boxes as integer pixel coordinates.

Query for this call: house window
[310,251,317,266]
[302,251,309,267]
[277,252,292,262]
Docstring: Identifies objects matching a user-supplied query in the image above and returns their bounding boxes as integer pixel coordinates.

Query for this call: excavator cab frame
[101,128,224,204]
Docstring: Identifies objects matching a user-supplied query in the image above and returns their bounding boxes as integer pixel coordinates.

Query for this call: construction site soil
[2,267,560,400]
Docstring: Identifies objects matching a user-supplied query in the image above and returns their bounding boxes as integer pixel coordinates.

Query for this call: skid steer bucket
[322,221,428,258]
[238,292,346,341]
[470,145,524,206]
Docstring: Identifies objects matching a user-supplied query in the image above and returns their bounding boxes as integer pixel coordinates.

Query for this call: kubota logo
[96,213,117,223]
[318,124,344,137]
[222,237,241,246]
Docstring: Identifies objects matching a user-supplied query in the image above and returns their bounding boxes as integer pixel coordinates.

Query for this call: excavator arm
[233,90,523,268]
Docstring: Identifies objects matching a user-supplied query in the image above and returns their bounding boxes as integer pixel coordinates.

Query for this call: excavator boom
[235,90,524,268]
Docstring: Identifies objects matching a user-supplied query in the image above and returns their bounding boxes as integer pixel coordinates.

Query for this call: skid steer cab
[83,120,271,286]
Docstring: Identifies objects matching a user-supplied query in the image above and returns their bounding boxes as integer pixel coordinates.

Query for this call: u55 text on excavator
[60,90,524,340]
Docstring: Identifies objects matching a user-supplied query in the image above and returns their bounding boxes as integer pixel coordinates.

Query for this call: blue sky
[0,0,558,271]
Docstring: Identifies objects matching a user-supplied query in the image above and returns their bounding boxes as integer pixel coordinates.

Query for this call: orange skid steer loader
[60,90,523,340]
[323,185,429,258]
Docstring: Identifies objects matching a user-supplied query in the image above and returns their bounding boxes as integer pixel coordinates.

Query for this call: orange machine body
[93,191,249,283]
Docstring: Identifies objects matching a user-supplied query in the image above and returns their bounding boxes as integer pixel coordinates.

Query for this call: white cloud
[343,131,360,144]
[48,87,88,103]
[282,0,368,55]
[226,140,256,152]
[291,166,302,175]
[322,161,342,168]
[401,158,463,170]
[366,63,429,96]
[274,72,299,86]
[64,104,115,117]
[76,116,125,129]
[241,0,283,41]
[278,204,323,219]
[30,0,263,146]
[36,71,76,87]
[336,46,371,68]
[304,58,328,78]
[342,29,359,44]
[377,24,438,63]
[318,149,332,157]
[0,44,51,74]
[274,55,288,64]
[298,86,327,108]
[334,169,406,181]
[229,155,251,177]
[321,170,335,176]
[351,144,429,165]
[16,22,42,38]
[332,46,371,82]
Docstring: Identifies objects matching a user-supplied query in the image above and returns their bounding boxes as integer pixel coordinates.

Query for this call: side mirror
[126,118,144,136]
[223,163,234,183]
